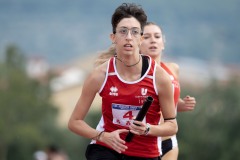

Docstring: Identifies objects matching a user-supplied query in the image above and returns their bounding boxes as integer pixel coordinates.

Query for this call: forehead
[117,17,141,29]
[144,25,162,34]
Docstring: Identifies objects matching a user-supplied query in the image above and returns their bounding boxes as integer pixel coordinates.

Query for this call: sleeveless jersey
[160,62,180,108]
[94,55,161,158]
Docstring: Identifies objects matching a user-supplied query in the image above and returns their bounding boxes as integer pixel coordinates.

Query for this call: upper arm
[155,66,176,119]
[70,64,107,121]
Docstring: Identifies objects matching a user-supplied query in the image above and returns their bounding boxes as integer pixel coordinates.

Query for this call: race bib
[112,103,146,126]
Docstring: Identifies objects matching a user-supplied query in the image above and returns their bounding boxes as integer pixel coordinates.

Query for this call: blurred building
[172,57,232,87]
[26,56,49,84]
[49,54,102,127]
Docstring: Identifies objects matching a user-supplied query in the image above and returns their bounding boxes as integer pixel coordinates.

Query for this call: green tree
[0,45,58,160]
[0,45,103,160]
[178,79,240,160]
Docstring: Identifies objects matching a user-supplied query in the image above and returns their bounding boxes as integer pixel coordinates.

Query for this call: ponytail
[94,45,115,67]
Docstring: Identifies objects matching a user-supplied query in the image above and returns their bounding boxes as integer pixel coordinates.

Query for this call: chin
[123,50,134,55]
[148,51,158,56]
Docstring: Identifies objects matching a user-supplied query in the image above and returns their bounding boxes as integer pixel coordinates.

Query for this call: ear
[110,33,116,44]
[162,35,166,50]
[162,41,165,51]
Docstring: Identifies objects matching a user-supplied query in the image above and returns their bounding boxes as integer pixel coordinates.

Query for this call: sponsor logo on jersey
[109,86,118,96]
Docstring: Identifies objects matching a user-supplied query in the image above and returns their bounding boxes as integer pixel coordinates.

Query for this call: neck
[115,54,141,67]
[154,54,162,64]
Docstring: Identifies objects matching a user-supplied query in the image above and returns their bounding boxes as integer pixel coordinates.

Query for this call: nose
[126,30,133,39]
[150,36,156,43]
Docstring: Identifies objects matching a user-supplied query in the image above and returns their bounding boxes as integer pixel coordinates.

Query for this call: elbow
[68,118,74,132]
[163,120,178,136]
[168,120,178,136]
[174,124,178,135]
[173,121,178,135]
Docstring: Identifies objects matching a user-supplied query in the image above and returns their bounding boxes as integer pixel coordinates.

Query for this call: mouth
[124,44,133,51]
[149,46,157,50]
[124,44,133,48]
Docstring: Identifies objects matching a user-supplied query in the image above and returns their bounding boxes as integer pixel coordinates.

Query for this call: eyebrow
[143,32,161,35]
[118,26,140,29]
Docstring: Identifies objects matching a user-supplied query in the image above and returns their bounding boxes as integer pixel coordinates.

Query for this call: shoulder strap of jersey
[141,55,149,77]
[146,55,154,76]
[108,57,115,73]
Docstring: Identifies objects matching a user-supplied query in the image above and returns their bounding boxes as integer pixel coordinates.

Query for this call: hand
[129,120,148,136]
[182,95,196,111]
[100,129,128,153]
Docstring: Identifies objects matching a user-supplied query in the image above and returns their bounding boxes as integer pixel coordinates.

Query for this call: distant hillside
[0,0,239,65]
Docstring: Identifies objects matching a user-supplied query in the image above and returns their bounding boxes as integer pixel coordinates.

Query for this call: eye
[143,36,148,39]
[119,28,128,34]
[155,34,162,39]
[132,29,140,35]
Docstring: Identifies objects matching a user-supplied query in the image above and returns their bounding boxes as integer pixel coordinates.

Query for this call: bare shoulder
[94,61,108,78]
[165,62,179,72]
[155,64,172,85]
[155,65,173,98]
[85,61,108,90]
[165,62,179,78]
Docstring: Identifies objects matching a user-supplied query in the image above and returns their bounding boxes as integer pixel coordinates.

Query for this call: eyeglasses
[114,27,142,37]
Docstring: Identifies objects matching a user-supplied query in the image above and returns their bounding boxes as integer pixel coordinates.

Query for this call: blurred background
[0,0,240,159]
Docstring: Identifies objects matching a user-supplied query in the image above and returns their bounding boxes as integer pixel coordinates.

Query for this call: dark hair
[111,3,147,33]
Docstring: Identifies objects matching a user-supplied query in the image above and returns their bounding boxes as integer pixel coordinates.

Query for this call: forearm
[68,119,100,139]
[148,120,178,137]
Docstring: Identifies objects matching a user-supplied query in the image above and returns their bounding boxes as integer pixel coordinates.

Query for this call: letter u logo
[141,88,147,95]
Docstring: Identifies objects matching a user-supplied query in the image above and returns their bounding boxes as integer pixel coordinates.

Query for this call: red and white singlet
[93,55,161,158]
